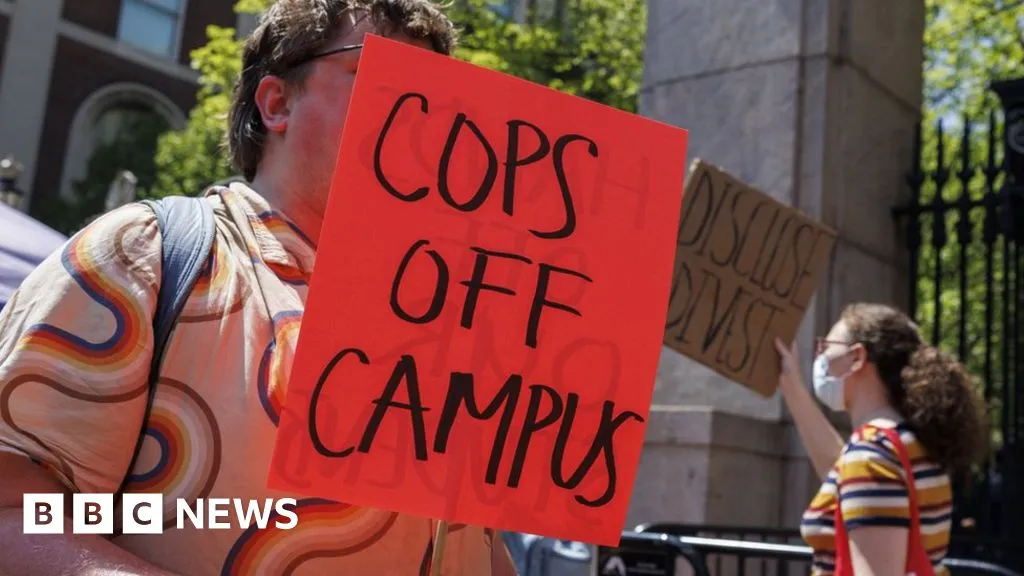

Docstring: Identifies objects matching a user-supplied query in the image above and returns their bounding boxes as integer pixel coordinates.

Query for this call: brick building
[0,0,249,219]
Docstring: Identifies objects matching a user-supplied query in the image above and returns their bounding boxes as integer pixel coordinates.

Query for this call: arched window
[88,102,169,159]
[51,84,185,232]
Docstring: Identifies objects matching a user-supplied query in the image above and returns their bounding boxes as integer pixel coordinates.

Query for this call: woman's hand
[773,336,844,479]
[775,337,803,392]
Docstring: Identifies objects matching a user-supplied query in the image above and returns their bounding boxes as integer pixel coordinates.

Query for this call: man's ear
[254,75,291,134]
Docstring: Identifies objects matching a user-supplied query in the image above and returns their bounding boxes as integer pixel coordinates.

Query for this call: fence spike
[984,110,1000,245]
[935,118,950,195]
[932,119,949,250]
[957,117,975,242]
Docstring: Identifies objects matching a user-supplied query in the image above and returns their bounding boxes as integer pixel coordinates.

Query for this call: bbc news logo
[23,494,298,534]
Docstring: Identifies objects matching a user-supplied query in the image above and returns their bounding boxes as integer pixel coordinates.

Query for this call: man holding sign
[268,0,686,557]
[0,1,516,574]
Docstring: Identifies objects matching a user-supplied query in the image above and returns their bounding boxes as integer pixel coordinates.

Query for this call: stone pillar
[628,407,787,529]
[633,0,924,529]
[0,0,63,209]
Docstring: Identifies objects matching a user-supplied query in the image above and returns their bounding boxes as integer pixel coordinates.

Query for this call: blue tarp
[0,202,67,309]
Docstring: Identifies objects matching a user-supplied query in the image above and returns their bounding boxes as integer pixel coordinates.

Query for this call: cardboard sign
[662,160,836,397]
[268,35,689,546]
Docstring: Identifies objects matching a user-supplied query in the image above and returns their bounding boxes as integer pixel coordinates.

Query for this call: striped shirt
[800,420,953,576]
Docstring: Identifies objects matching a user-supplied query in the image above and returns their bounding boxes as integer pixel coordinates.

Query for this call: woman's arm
[848,527,909,576]
[775,338,846,479]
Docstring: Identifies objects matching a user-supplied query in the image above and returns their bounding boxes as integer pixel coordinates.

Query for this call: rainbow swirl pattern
[220,498,397,575]
[257,311,302,426]
[257,210,316,251]
[21,221,152,383]
[2,216,158,487]
[256,211,314,286]
[125,378,221,528]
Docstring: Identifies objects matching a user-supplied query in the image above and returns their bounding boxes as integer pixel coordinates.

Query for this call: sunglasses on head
[284,43,364,71]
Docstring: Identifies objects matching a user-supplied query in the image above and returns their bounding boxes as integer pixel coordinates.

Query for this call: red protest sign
[268,34,689,546]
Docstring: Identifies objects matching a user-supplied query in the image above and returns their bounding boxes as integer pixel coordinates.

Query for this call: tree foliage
[924,0,1024,118]
[452,0,645,113]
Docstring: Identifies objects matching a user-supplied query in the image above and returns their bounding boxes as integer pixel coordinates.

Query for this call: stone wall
[631,0,924,530]
[628,407,787,529]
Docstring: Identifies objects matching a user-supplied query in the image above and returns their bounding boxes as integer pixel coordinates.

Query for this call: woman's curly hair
[840,303,989,473]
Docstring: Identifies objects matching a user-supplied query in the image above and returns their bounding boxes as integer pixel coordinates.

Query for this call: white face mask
[812,353,847,412]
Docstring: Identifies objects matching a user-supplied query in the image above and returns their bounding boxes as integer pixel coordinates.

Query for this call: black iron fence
[889,77,1024,569]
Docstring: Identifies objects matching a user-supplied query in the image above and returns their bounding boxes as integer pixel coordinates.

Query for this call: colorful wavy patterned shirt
[799,420,953,576]
[0,183,506,575]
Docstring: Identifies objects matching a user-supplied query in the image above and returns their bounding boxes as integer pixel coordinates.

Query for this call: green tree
[452,0,645,112]
[924,0,1024,118]
[146,0,645,199]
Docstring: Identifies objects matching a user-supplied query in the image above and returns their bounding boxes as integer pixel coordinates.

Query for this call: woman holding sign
[775,303,987,576]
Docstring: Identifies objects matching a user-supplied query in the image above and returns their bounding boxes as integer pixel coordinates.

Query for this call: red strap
[878,428,922,537]
[832,425,936,576]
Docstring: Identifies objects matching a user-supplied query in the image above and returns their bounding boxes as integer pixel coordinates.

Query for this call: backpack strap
[114,196,216,498]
